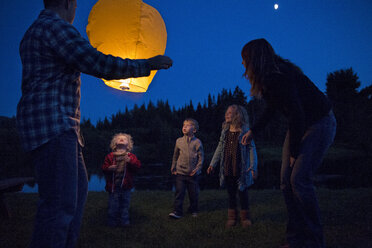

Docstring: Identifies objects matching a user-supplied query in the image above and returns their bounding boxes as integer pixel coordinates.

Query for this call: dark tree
[326,68,362,144]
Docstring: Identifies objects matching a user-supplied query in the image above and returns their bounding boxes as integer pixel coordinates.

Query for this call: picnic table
[0,177,34,219]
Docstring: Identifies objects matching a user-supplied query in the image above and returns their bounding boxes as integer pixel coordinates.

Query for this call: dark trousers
[281,112,336,248]
[173,174,199,215]
[30,130,88,248]
[107,187,131,226]
[225,176,249,210]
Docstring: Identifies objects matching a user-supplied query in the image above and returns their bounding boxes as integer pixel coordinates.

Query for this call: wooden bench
[0,177,34,219]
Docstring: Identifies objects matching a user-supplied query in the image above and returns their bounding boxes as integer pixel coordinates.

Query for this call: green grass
[256,144,367,161]
[1,188,371,248]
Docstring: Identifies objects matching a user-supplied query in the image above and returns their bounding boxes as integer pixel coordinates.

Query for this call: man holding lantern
[16,0,172,247]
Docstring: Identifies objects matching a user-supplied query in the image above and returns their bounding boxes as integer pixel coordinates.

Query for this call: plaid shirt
[17,9,150,152]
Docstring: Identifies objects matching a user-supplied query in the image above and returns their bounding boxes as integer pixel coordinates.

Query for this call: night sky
[1,0,371,123]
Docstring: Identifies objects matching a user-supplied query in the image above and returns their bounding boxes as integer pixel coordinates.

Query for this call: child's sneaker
[169,212,182,219]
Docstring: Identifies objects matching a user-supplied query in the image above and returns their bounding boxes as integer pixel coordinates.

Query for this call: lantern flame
[119,80,131,91]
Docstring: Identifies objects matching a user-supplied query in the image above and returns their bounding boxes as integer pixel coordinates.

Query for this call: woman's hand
[207,166,214,174]
[241,130,253,145]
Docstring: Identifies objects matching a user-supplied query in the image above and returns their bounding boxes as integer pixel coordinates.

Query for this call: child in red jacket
[102,133,141,227]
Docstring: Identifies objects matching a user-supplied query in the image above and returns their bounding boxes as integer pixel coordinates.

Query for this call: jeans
[225,176,249,210]
[30,130,88,248]
[174,174,199,215]
[107,187,131,226]
[281,111,336,248]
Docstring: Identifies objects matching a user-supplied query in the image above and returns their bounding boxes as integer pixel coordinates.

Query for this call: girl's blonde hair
[222,105,249,130]
[110,133,133,152]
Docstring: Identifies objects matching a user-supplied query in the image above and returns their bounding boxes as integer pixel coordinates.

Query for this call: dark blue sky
[1,0,371,123]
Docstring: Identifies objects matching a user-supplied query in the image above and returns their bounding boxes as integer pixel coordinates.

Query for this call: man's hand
[148,55,173,70]
[207,166,214,174]
[241,130,253,145]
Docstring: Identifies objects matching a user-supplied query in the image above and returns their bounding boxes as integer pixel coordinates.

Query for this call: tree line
[1,67,371,187]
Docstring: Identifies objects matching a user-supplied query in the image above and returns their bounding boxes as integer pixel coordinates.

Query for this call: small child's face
[225,107,235,123]
[115,135,129,152]
[182,121,196,136]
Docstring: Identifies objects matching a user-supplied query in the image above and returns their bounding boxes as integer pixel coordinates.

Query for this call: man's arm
[50,20,172,80]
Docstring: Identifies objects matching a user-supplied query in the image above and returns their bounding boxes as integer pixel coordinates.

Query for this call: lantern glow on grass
[86,0,167,92]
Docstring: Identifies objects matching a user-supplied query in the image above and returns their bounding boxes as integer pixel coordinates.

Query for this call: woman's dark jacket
[250,63,332,158]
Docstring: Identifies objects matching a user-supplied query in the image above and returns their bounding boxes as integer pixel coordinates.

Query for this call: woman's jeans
[30,130,88,248]
[225,176,249,210]
[281,111,336,248]
[174,174,199,215]
[107,187,132,226]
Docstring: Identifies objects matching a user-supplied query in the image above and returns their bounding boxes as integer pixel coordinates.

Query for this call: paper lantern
[86,0,167,92]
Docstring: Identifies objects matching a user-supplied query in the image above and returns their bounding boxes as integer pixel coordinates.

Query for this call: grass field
[1,188,371,248]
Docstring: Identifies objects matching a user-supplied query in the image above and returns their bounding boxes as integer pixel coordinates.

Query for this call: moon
[274,4,279,10]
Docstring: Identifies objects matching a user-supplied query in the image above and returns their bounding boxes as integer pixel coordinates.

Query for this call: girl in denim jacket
[207,105,258,228]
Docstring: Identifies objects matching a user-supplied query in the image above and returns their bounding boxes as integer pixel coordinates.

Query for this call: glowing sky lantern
[86,0,167,92]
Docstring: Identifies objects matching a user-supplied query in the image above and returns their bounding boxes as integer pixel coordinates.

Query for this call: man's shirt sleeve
[49,20,151,80]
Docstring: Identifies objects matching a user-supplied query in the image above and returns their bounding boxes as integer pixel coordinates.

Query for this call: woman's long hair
[241,38,278,98]
[241,38,303,98]
[222,105,249,130]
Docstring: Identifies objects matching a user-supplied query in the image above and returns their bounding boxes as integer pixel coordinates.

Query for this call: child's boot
[240,209,252,228]
[226,208,237,228]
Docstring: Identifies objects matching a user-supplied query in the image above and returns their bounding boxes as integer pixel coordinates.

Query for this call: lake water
[22,174,106,193]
